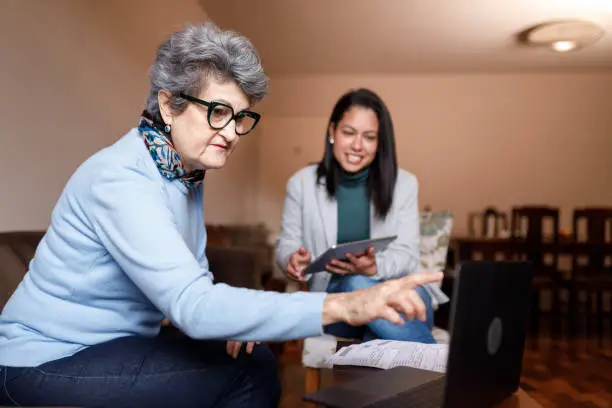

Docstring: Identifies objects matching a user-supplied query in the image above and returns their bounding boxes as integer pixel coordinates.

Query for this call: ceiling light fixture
[518,20,605,52]
[551,40,577,52]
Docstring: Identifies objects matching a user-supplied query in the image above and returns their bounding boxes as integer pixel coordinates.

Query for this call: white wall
[3,1,612,239]
[256,73,612,236]
[0,0,259,231]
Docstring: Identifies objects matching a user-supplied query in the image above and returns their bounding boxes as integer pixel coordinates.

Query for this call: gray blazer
[275,165,448,305]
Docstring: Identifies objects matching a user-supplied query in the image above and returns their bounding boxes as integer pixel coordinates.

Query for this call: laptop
[303,260,534,408]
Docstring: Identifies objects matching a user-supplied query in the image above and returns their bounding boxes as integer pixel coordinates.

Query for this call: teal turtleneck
[336,167,371,244]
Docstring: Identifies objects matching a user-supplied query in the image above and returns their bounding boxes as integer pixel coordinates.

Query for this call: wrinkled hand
[326,246,377,276]
[322,272,444,327]
[226,340,260,359]
[287,247,311,282]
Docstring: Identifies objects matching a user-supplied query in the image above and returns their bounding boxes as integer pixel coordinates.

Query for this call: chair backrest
[573,207,612,245]
[0,231,46,309]
[510,205,560,269]
[510,205,559,242]
[468,207,508,238]
[572,207,612,271]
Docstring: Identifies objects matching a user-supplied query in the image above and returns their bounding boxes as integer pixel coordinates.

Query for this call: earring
[329,138,334,145]
[164,124,171,133]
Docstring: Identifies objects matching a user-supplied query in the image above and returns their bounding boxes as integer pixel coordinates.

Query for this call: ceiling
[199,0,612,76]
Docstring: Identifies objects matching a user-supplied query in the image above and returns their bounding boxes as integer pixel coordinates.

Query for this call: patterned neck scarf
[137,111,204,190]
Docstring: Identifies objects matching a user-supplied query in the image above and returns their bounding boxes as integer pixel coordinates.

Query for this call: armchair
[299,211,454,398]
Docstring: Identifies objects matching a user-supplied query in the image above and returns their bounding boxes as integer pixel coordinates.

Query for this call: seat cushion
[431,326,450,344]
[302,334,338,369]
[302,327,450,369]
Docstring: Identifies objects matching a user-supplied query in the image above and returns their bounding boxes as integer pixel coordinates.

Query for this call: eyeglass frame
[178,92,261,136]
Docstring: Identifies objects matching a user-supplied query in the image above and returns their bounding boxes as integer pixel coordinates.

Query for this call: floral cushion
[419,210,453,274]
[302,211,454,369]
[419,211,453,309]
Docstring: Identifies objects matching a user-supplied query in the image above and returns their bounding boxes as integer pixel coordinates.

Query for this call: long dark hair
[316,88,398,219]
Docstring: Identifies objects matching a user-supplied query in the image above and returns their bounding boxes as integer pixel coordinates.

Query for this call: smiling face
[158,78,251,171]
[329,105,379,174]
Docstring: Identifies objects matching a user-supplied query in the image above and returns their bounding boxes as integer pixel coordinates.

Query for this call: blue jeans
[324,275,436,344]
[0,328,281,408]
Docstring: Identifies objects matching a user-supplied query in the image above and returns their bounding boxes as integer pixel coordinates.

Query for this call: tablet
[302,235,397,275]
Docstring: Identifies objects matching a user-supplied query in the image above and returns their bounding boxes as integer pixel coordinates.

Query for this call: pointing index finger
[405,272,444,288]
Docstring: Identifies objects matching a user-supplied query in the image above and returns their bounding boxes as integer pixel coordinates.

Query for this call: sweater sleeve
[88,167,325,341]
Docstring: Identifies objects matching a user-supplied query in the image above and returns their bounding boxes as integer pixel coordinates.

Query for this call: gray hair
[145,21,268,124]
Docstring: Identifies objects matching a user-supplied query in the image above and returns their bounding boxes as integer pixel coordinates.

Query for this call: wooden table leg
[305,367,321,408]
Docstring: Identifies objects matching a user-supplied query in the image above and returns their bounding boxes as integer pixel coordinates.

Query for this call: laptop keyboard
[365,377,445,408]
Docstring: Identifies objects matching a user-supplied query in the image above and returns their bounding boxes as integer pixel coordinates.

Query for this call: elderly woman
[0,22,441,407]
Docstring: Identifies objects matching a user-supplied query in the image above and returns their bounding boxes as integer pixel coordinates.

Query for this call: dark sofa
[0,230,279,311]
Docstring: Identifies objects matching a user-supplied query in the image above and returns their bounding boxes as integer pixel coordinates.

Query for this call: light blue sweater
[0,128,326,367]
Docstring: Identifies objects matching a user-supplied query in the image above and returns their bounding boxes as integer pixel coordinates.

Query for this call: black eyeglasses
[179,93,261,136]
